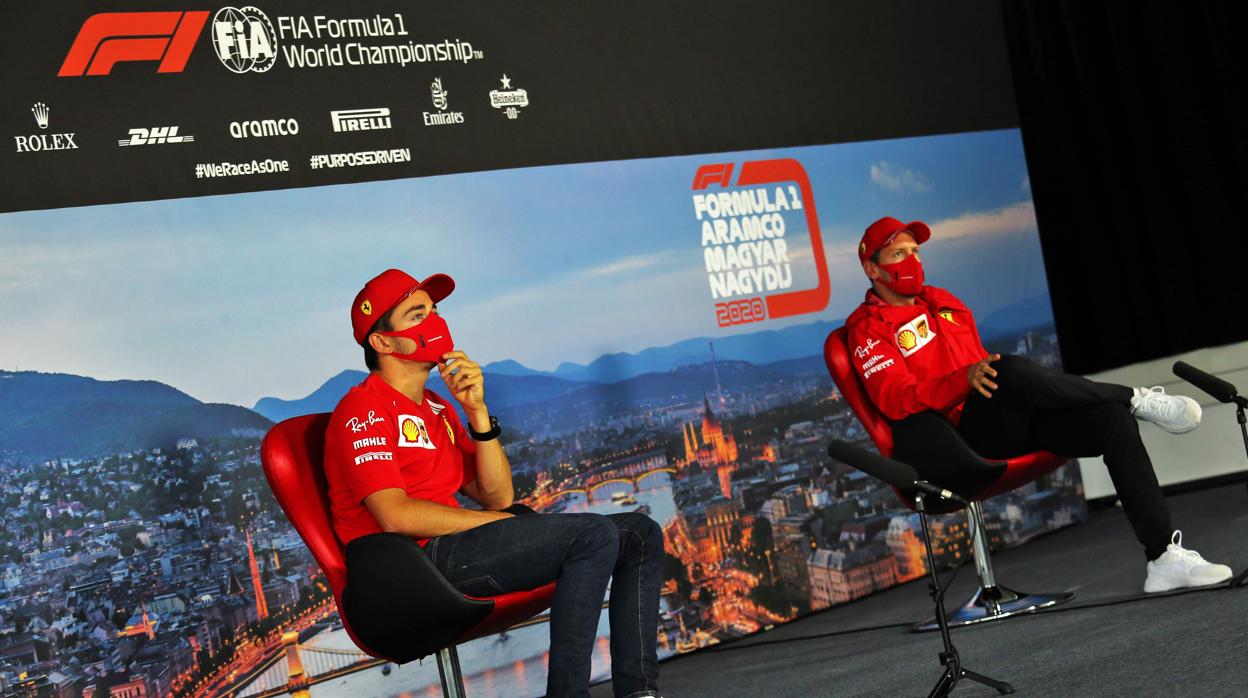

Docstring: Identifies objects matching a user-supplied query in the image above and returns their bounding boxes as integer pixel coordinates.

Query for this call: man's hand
[479,509,514,524]
[439,350,485,412]
[968,353,1001,399]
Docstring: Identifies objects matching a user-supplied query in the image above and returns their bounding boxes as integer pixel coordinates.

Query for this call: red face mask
[379,313,455,363]
[876,253,925,297]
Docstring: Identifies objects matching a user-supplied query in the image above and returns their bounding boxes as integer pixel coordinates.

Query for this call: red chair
[261,413,557,696]
[824,328,1074,629]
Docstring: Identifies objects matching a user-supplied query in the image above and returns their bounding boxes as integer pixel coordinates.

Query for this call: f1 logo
[59,11,210,77]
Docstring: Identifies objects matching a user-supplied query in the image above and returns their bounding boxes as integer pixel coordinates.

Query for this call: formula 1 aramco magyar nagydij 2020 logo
[692,159,830,328]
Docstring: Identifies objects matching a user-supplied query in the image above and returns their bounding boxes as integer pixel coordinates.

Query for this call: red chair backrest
[260,413,347,594]
[823,327,894,456]
[263,413,394,657]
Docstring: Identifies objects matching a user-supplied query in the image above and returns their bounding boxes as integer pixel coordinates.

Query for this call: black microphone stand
[1232,398,1248,588]
[1171,363,1248,587]
[915,492,1015,697]
[1237,397,1248,489]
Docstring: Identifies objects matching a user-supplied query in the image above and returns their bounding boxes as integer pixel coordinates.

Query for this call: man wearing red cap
[323,269,664,698]
[845,217,1231,592]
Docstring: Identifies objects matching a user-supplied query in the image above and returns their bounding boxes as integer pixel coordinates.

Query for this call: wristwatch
[468,415,501,441]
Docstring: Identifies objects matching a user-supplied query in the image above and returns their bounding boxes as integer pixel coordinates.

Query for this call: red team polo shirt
[324,373,477,546]
[845,285,990,424]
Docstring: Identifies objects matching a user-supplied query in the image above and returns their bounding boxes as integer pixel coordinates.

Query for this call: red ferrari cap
[351,269,455,346]
[858,216,932,262]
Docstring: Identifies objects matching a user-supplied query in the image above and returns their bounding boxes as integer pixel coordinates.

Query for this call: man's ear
[863,260,880,281]
[368,332,392,355]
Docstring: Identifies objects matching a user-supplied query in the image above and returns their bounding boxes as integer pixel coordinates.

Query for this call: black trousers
[957,355,1173,560]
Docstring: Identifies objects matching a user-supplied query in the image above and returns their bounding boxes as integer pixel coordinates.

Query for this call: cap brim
[902,221,931,244]
[416,273,455,304]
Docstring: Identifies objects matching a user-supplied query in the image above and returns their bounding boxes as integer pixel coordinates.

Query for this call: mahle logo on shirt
[398,415,436,449]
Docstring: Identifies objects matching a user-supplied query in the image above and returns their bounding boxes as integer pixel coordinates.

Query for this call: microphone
[827,440,967,505]
[1173,361,1245,406]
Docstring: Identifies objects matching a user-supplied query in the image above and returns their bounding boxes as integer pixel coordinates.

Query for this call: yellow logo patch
[360,299,372,316]
[897,329,917,351]
[895,313,937,357]
[397,415,436,449]
[938,308,958,325]
[443,417,455,445]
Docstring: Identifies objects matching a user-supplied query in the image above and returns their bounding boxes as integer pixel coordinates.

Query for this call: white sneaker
[1143,530,1233,593]
[1130,386,1201,433]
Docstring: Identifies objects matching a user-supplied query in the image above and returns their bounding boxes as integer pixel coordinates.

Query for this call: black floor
[591,482,1248,698]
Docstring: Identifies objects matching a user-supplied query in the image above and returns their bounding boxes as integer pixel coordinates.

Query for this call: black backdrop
[0,0,1018,211]
[1004,0,1248,375]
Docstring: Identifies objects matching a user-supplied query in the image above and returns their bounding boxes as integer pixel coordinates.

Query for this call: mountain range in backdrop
[0,297,1053,463]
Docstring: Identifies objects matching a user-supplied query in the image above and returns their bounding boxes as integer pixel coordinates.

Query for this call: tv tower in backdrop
[247,528,270,620]
[709,341,726,412]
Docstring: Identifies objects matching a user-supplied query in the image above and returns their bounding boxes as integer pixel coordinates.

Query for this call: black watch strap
[468,415,501,441]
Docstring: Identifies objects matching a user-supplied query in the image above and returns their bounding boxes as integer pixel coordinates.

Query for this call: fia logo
[213,7,278,73]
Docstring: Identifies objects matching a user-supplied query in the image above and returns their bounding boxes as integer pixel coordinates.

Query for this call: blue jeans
[427,511,664,698]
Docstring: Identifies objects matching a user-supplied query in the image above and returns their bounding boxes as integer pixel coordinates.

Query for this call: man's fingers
[976,385,993,398]
[986,367,998,378]
[983,379,998,391]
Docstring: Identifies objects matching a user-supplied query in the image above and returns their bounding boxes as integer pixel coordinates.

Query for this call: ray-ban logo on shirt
[346,411,383,433]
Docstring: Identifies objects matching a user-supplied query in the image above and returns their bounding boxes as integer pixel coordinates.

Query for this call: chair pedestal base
[914,584,1074,632]
[437,646,466,698]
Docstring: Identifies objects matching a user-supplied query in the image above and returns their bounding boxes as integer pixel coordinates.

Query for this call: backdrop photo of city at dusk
[0,128,1086,697]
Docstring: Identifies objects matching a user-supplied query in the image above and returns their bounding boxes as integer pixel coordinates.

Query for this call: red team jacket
[323,373,478,546]
[845,286,989,424]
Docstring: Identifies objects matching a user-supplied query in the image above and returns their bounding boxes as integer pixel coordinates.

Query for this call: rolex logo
[15,102,77,153]
[32,102,49,129]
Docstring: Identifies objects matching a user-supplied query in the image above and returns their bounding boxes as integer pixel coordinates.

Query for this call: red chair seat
[261,413,556,663]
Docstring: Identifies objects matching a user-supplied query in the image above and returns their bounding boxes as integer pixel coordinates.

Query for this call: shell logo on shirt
[897,330,917,351]
[896,313,937,357]
[397,415,436,449]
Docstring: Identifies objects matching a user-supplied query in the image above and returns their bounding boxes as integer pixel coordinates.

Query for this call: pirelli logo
[353,451,393,465]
